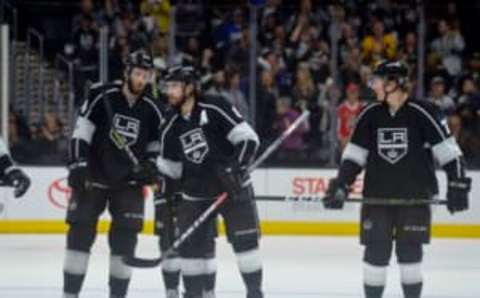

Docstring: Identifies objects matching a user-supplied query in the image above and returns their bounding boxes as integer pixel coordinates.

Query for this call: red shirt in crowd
[337,101,365,145]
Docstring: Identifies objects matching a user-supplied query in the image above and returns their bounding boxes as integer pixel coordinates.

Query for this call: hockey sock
[236,248,263,298]
[181,258,205,297]
[364,284,385,298]
[162,257,181,290]
[400,262,423,298]
[63,249,90,295]
[109,255,132,297]
[203,257,217,296]
[363,262,387,298]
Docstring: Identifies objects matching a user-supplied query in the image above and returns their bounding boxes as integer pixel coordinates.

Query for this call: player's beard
[169,85,192,110]
[128,79,146,96]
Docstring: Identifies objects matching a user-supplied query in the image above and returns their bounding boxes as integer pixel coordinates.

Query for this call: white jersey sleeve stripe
[431,136,462,166]
[342,142,369,167]
[72,117,96,144]
[227,122,259,145]
[156,156,183,179]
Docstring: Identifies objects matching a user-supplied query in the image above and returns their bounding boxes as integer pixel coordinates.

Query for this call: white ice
[0,235,479,297]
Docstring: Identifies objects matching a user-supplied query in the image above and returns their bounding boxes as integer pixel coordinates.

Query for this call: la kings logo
[377,128,408,164]
[110,114,140,148]
[180,128,209,164]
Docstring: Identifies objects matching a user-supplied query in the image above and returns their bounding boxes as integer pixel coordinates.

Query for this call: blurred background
[1,0,480,169]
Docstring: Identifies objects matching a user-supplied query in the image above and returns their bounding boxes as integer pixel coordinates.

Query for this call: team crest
[110,114,140,148]
[180,128,209,164]
[377,128,408,164]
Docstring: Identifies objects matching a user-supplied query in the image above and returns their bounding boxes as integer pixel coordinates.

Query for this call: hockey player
[156,65,263,298]
[0,138,30,198]
[323,60,471,298]
[63,50,165,298]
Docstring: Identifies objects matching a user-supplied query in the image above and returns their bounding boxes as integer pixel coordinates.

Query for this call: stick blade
[122,255,163,268]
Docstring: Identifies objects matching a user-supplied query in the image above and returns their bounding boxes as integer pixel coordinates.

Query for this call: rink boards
[0,167,479,237]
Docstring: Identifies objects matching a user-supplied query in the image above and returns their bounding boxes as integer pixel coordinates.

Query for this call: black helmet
[373,60,409,86]
[164,65,198,84]
[125,50,154,70]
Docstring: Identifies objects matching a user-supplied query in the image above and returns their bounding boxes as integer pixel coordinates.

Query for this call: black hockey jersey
[340,99,464,199]
[157,95,259,198]
[70,81,165,185]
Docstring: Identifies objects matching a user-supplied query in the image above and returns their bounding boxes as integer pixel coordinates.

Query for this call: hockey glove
[5,168,31,198]
[67,161,89,192]
[132,159,161,186]
[447,177,471,214]
[323,178,349,209]
[216,164,249,200]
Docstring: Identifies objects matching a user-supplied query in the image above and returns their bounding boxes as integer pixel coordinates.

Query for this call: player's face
[166,81,186,106]
[369,76,386,102]
[129,67,151,95]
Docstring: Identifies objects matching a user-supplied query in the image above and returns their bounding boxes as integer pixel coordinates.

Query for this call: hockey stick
[124,111,311,268]
[254,195,447,205]
[249,110,310,171]
[342,197,447,206]
[124,192,228,268]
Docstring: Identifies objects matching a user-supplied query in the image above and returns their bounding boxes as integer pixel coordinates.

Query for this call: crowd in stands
[9,0,480,168]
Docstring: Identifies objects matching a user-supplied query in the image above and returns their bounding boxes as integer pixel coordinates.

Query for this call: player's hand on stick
[323,178,349,209]
[5,169,31,198]
[216,163,248,200]
[447,177,471,214]
[132,159,161,186]
[67,161,89,192]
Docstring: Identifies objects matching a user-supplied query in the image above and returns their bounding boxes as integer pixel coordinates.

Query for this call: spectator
[361,19,398,66]
[398,31,418,71]
[273,97,307,161]
[181,36,203,67]
[456,76,480,135]
[226,27,251,76]
[429,19,465,77]
[205,68,229,99]
[8,113,31,163]
[140,0,170,34]
[109,33,130,80]
[339,48,362,86]
[223,8,245,46]
[34,113,68,165]
[175,0,205,37]
[225,69,249,122]
[256,69,277,144]
[448,113,480,168]
[72,13,98,106]
[72,0,98,32]
[292,63,318,111]
[336,82,365,152]
[338,22,359,65]
[427,76,455,115]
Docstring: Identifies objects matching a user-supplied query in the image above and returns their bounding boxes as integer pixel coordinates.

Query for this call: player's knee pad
[162,257,181,273]
[396,242,423,264]
[363,242,393,266]
[232,238,262,274]
[108,227,138,256]
[67,223,97,252]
